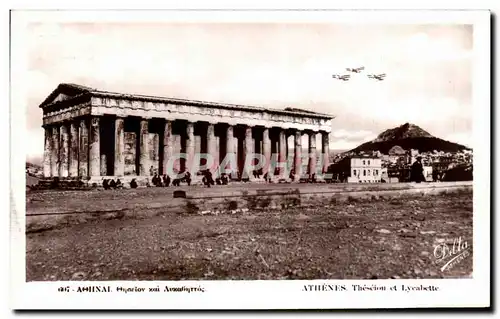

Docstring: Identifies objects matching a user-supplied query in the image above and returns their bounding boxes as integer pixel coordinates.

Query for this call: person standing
[163,174,170,187]
[411,156,425,183]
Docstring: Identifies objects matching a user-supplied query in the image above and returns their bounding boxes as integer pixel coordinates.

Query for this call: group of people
[102,178,124,190]
[207,171,230,187]
[149,170,233,188]
[101,168,323,189]
[432,169,445,182]
[151,171,192,187]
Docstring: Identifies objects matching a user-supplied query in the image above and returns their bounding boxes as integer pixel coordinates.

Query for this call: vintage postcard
[10,9,490,310]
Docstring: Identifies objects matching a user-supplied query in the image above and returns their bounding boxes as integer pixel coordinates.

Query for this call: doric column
[322,132,330,173]
[114,117,125,176]
[163,120,173,174]
[278,129,287,176]
[308,131,317,176]
[243,125,253,177]
[78,119,89,177]
[59,123,70,178]
[225,124,236,174]
[139,118,149,175]
[69,121,79,177]
[262,127,271,175]
[42,126,52,178]
[51,126,59,177]
[100,154,107,176]
[294,130,302,180]
[185,121,195,174]
[226,125,235,155]
[206,123,216,170]
[89,117,100,177]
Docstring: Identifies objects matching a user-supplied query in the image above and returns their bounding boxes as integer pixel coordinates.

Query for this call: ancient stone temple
[40,83,333,184]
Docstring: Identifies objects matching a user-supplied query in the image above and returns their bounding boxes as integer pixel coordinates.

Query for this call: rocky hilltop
[350,123,470,154]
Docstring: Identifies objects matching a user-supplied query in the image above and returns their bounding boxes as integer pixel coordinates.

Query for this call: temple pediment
[52,93,71,103]
[39,83,94,108]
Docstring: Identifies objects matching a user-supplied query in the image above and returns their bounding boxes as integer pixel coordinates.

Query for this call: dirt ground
[26,189,473,281]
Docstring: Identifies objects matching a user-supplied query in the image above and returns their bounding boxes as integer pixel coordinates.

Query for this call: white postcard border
[10,9,491,310]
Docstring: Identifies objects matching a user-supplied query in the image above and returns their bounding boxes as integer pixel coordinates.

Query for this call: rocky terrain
[26,189,473,281]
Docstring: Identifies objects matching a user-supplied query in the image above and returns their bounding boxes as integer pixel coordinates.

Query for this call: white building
[423,166,433,182]
[346,157,383,183]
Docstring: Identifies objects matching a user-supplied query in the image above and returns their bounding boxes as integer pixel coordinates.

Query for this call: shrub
[347,196,357,203]
[227,200,238,211]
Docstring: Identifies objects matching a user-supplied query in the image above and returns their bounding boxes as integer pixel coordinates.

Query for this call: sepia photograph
[10,9,490,310]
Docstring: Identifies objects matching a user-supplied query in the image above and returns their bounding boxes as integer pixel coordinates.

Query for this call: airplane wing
[368,73,386,80]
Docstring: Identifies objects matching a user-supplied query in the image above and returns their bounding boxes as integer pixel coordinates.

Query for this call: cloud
[329,139,359,151]
[445,132,473,148]
[332,129,375,140]
[26,129,44,159]
[389,31,473,64]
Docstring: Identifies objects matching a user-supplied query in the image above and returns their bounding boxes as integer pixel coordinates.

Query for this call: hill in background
[350,123,470,154]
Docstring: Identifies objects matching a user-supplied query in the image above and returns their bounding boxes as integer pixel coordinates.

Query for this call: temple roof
[39,83,334,119]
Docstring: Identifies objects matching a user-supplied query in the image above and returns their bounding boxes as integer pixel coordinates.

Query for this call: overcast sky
[24,22,473,160]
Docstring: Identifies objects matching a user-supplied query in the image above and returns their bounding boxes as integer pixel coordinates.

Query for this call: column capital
[195,120,218,126]
[286,127,303,133]
[304,129,319,134]
[90,117,100,126]
[57,118,72,125]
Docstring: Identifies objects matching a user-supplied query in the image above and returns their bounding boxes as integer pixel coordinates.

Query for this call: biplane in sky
[346,66,365,73]
[367,73,387,81]
[332,74,351,81]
